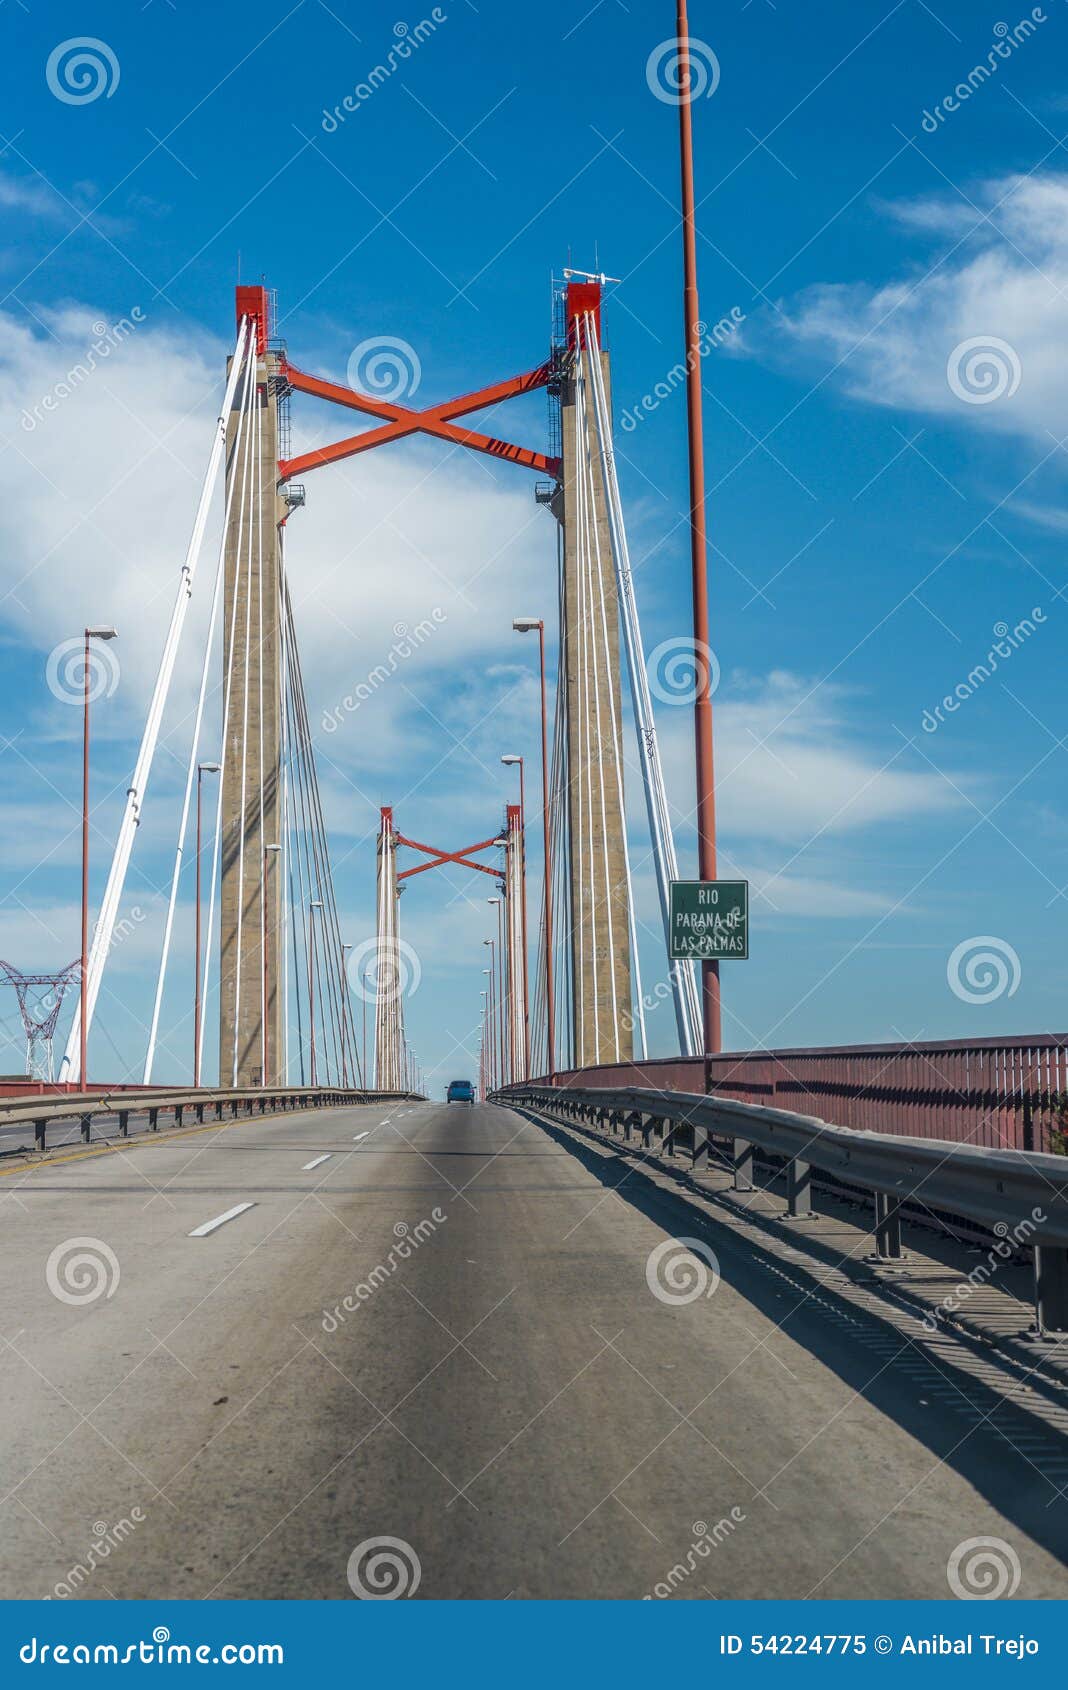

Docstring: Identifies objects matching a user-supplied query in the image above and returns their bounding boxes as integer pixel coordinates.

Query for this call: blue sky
[2,0,1067,1088]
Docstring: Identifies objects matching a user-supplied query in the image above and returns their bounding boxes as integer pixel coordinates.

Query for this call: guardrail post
[1033,1245,1068,1335]
[34,1118,46,1152]
[174,1105,183,1129]
[732,1139,754,1191]
[215,1101,223,1121]
[785,1158,813,1219]
[80,1113,91,1144]
[149,1107,159,1132]
[640,1112,655,1148]
[868,1191,905,1263]
[195,1102,204,1124]
[692,1122,709,1171]
[118,1110,129,1139]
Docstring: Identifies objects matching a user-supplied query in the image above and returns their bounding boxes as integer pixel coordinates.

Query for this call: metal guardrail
[501,1082,1068,1334]
[540,1036,1068,1153]
[0,1085,420,1154]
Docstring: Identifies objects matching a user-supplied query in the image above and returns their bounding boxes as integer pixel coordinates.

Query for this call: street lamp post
[501,754,530,1080]
[194,762,221,1086]
[513,616,555,1081]
[675,0,721,1065]
[262,843,281,1085]
[309,899,323,1086]
[482,944,495,1090]
[489,896,506,1084]
[341,942,352,1088]
[80,626,117,1090]
[362,964,369,1092]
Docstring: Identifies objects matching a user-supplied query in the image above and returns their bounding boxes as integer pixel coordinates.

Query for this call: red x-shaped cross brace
[279,360,560,482]
[395,834,503,882]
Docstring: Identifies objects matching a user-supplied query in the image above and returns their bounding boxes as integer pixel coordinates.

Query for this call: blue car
[447,1080,475,1104]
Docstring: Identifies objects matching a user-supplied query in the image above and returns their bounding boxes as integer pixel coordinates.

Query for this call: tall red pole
[508,760,531,1078]
[262,848,272,1086]
[677,0,722,1064]
[195,769,203,1086]
[80,630,89,1091]
[485,945,496,1089]
[494,899,506,1083]
[341,942,351,1088]
[537,624,556,1081]
[309,905,317,1087]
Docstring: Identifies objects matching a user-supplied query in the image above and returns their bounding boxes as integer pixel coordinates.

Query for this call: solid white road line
[302,1154,332,1170]
[188,1202,256,1238]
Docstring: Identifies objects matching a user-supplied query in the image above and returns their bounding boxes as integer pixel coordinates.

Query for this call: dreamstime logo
[46,637,120,706]
[322,1207,447,1330]
[921,11,1048,133]
[321,11,448,131]
[620,310,744,434]
[646,1237,720,1305]
[920,608,1046,733]
[947,936,1021,1005]
[947,1536,1021,1599]
[922,1209,1045,1333]
[947,336,1021,405]
[20,309,145,433]
[646,37,720,104]
[346,1536,421,1599]
[346,336,421,402]
[647,637,720,707]
[644,1510,746,1598]
[48,1512,146,1599]
[321,610,446,733]
[346,936,422,1005]
[46,38,120,105]
[46,1238,120,1306]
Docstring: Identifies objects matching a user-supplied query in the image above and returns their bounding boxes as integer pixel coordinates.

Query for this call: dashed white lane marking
[188,1202,256,1238]
[302,1154,332,1170]
[353,1131,371,1141]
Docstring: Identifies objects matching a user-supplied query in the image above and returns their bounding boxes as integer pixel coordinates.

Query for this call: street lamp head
[199,761,221,775]
[501,754,521,766]
[488,897,501,906]
[310,899,323,909]
[264,842,281,853]
[512,617,541,633]
[86,626,118,641]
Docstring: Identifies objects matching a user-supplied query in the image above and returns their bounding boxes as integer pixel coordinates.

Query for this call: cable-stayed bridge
[30,272,701,1100]
[2,277,1067,1605]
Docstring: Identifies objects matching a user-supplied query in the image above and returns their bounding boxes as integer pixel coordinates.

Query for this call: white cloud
[769,173,1068,441]
[637,671,962,847]
[0,299,555,750]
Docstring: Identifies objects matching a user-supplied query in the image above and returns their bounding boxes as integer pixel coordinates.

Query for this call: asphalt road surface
[1,1100,1065,1600]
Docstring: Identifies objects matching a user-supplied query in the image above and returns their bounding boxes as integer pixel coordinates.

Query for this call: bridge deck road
[1,1099,1065,1601]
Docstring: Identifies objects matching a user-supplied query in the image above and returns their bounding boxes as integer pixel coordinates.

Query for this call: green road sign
[669,880,749,961]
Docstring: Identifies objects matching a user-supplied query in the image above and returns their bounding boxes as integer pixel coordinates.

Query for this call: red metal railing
[545,1037,1068,1154]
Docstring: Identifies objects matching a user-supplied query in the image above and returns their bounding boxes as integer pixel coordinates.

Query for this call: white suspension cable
[279,524,291,1083]
[199,334,260,1081]
[143,341,257,1082]
[230,389,259,1084]
[583,314,701,1056]
[60,316,252,1082]
[575,352,621,1059]
[579,342,645,1058]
